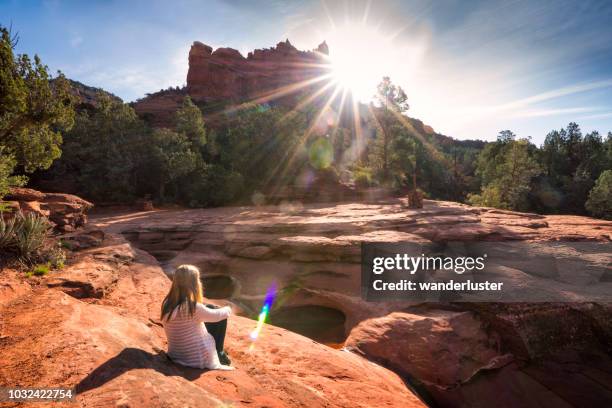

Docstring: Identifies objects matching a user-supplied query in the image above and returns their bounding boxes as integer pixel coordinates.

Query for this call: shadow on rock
[76,347,204,394]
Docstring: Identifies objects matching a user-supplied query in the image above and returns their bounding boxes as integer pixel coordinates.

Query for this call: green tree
[469,133,541,210]
[388,128,417,190]
[175,96,206,149]
[563,122,583,172]
[371,76,409,183]
[46,94,150,201]
[498,139,541,208]
[585,170,612,219]
[219,105,308,195]
[0,25,74,197]
[150,128,197,201]
[536,123,612,213]
[474,130,515,186]
[0,152,26,199]
[541,129,568,183]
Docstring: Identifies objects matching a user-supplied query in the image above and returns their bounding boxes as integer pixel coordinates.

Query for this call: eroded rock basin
[88,198,612,407]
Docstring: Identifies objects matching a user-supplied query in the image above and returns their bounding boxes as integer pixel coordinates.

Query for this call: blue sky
[2,0,612,143]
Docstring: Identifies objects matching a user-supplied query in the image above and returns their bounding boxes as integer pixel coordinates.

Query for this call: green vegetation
[1,25,610,219]
[0,211,65,265]
[37,76,612,218]
[469,132,542,210]
[11,211,50,257]
[0,213,17,247]
[46,94,150,202]
[468,125,612,213]
[535,124,612,214]
[0,25,75,200]
[43,97,315,207]
[586,170,612,219]
[370,76,410,183]
[359,77,481,200]
[29,262,51,276]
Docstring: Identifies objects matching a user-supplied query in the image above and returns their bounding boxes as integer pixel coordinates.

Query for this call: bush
[0,215,17,248]
[0,211,52,261]
[182,164,244,207]
[0,151,27,200]
[468,185,504,208]
[29,263,51,277]
[352,167,375,188]
[46,243,66,269]
[586,170,612,219]
[12,212,51,258]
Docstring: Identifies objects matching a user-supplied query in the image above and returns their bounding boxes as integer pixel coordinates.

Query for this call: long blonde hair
[161,264,204,320]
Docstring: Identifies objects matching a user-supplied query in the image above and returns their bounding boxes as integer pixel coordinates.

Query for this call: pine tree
[0,25,75,198]
[586,170,612,219]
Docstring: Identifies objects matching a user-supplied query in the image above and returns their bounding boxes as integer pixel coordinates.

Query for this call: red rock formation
[345,311,514,404]
[90,198,612,406]
[0,233,425,408]
[187,39,330,103]
[134,39,332,126]
[345,307,612,407]
[4,187,93,232]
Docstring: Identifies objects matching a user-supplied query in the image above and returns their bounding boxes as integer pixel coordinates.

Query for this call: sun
[326,23,398,101]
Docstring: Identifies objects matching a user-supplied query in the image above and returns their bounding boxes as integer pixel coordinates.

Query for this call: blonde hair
[161,264,204,320]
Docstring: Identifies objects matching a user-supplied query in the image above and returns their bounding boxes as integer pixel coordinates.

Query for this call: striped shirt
[163,303,232,370]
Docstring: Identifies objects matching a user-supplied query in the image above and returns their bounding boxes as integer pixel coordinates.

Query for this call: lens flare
[308,137,334,169]
[249,283,277,349]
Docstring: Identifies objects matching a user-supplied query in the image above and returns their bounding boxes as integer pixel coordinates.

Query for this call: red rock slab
[0,235,425,408]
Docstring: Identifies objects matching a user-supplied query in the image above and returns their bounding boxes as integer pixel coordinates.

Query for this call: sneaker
[218,351,231,366]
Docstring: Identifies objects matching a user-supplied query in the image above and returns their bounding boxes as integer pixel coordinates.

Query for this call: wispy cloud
[510,107,603,119]
[457,80,612,123]
[70,35,83,48]
[578,112,612,120]
[497,80,612,112]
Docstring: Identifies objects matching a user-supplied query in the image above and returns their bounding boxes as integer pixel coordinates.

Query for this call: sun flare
[326,24,398,101]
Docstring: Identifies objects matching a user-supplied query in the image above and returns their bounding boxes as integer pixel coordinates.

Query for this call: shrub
[0,152,27,201]
[182,164,244,207]
[352,167,375,188]
[0,211,52,261]
[0,215,17,248]
[47,243,66,269]
[586,170,612,220]
[30,263,51,276]
[12,212,51,259]
[468,185,504,208]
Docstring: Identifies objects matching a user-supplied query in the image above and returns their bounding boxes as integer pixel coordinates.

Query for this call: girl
[161,264,234,370]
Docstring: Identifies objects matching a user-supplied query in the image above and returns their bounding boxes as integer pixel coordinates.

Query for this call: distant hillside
[54,78,123,110]
[404,115,486,151]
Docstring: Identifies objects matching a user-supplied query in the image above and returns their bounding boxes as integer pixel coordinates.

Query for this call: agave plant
[11,212,51,260]
[0,214,17,249]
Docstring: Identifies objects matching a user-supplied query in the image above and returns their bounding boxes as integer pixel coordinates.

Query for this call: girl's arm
[195,303,231,323]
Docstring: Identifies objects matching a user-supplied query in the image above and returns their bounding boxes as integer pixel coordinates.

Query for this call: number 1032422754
[0,388,75,402]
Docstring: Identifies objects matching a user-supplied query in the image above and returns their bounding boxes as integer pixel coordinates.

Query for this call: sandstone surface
[92,199,611,330]
[3,187,93,232]
[87,198,612,407]
[345,308,612,407]
[0,231,424,408]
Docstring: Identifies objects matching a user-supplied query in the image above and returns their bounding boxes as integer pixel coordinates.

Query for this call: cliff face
[187,39,330,103]
[133,40,331,126]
